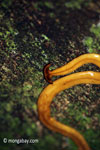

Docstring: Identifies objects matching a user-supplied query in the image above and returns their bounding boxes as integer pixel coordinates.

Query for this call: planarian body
[38,53,100,150]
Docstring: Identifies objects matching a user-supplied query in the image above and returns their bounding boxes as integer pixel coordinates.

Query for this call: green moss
[90,24,100,38]
[0,20,18,53]
[1,0,13,9]
[84,129,100,150]
[83,24,100,53]
[65,0,91,9]
[44,2,54,9]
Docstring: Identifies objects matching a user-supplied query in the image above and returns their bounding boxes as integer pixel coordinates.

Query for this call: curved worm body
[38,53,100,150]
[44,54,100,83]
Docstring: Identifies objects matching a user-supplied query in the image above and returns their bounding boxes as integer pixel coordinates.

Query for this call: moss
[65,0,92,9]
[1,0,14,9]
[83,24,100,53]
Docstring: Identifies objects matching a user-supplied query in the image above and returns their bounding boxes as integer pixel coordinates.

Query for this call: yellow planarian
[38,53,100,150]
